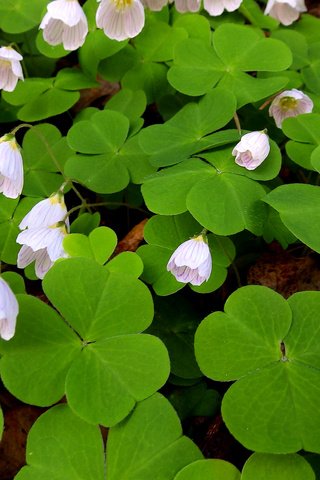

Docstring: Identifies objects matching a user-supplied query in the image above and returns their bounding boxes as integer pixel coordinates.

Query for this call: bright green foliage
[282,114,320,170]
[139,88,238,167]
[106,393,203,479]
[137,213,235,295]
[168,24,292,106]
[0,258,170,426]
[15,404,105,480]
[22,124,72,196]
[0,0,47,33]
[100,18,188,103]
[63,226,117,264]
[195,287,320,453]
[2,78,80,121]
[265,184,320,253]
[1,271,25,294]
[174,459,241,479]
[66,109,155,192]
[241,453,315,480]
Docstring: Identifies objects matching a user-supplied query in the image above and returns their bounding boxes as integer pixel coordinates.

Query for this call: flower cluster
[16,193,69,279]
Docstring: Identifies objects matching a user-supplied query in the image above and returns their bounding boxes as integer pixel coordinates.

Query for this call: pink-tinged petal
[0,47,23,62]
[16,227,60,252]
[203,0,225,15]
[19,194,67,230]
[61,19,88,50]
[17,245,37,269]
[0,139,23,198]
[264,0,305,25]
[47,0,87,26]
[42,18,65,46]
[232,131,270,170]
[269,89,313,128]
[224,0,243,11]
[46,227,67,261]
[0,63,11,90]
[175,0,200,12]
[142,0,168,10]
[0,277,18,341]
[34,249,53,279]
[11,60,24,80]
[97,0,145,41]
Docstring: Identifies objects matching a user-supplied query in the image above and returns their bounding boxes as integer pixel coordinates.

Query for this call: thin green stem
[233,112,242,136]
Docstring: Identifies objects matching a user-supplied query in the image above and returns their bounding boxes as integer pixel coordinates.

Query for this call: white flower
[269,89,313,128]
[0,134,23,199]
[96,0,145,41]
[167,235,212,286]
[17,192,69,279]
[203,0,242,16]
[232,131,270,170]
[0,277,18,341]
[17,223,69,279]
[39,0,88,51]
[264,0,306,25]
[19,192,67,230]
[174,0,200,12]
[0,46,23,93]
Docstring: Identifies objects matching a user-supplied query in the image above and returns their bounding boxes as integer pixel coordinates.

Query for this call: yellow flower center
[279,96,298,111]
[114,0,133,9]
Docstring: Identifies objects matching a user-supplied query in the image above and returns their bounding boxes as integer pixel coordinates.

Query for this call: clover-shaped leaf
[66,110,153,192]
[107,393,203,480]
[22,124,73,197]
[139,88,238,167]
[63,227,117,265]
[174,459,240,480]
[241,453,315,480]
[264,184,320,253]
[15,404,105,480]
[0,258,170,427]
[195,286,320,453]
[3,78,80,122]
[283,114,320,170]
[168,24,292,107]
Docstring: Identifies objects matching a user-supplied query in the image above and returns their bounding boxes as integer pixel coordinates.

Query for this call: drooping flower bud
[0,134,24,199]
[167,234,212,286]
[232,131,270,170]
[0,46,23,92]
[264,0,307,25]
[0,277,19,341]
[39,0,88,51]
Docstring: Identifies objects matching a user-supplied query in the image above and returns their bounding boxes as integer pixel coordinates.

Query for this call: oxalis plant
[0,0,319,479]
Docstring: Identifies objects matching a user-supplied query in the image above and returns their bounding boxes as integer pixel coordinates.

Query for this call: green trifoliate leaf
[241,453,315,480]
[63,227,117,265]
[66,110,154,192]
[3,78,80,122]
[0,0,47,33]
[283,114,320,170]
[22,124,73,197]
[264,184,320,253]
[168,23,292,107]
[174,459,241,480]
[0,258,169,427]
[195,286,320,453]
[139,88,238,167]
[107,393,202,480]
[15,404,104,480]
